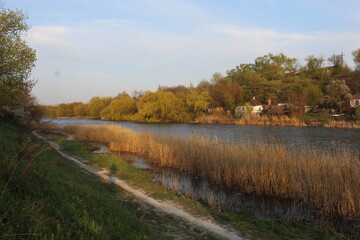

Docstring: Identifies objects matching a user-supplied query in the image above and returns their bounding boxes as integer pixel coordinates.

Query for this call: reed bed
[234,114,307,126]
[325,120,360,129]
[63,124,360,220]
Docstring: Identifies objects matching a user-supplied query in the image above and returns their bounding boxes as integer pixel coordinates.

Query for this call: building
[350,93,360,108]
[234,97,263,117]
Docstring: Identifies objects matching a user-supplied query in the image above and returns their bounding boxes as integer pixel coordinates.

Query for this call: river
[46,118,360,152]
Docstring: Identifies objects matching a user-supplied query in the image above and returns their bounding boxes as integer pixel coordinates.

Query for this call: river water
[46,118,360,152]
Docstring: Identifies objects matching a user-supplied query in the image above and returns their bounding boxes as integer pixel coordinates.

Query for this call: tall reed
[234,114,307,126]
[63,125,360,219]
[324,120,360,129]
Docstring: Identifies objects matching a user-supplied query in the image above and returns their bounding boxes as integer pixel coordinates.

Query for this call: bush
[356,107,360,120]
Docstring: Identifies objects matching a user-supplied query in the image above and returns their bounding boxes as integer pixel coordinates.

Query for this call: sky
[4,0,360,105]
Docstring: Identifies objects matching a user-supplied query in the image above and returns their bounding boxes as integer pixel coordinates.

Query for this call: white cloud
[29,19,360,104]
[28,25,75,47]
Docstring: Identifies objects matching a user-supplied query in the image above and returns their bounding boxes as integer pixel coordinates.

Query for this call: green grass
[0,121,199,240]
[54,132,348,240]
[301,112,330,122]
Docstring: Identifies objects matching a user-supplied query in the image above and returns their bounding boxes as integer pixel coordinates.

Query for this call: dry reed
[63,124,360,219]
[324,120,360,129]
[234,114,307,126]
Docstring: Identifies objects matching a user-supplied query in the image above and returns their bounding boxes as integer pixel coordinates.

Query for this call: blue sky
[5,0,360,104]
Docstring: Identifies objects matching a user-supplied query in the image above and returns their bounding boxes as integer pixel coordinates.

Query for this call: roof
[249,98,261,106]
[352,93,360,99]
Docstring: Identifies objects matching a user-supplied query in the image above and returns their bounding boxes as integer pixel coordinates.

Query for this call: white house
[234,97,263,117]
[350,93,360,108]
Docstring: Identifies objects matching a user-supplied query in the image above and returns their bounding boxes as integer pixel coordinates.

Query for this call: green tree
[0,7,37,119]
[305,55,324,72]
[355,107,360,120]
[136,90,189,122]
[87,97,112,118]
[101,95,137,120]
[186,90,211,115]
[74,102,87,117]
[352,48,360,70]
[254,53,298,80]
[305,84,324,107]
[327,53,345,75]
[209,78,243,110]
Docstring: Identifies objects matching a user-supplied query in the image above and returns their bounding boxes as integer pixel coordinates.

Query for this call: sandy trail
[34,132,245,240]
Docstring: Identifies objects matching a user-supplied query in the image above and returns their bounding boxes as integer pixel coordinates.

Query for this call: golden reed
[64,125,359,219]
[198,113,360,128]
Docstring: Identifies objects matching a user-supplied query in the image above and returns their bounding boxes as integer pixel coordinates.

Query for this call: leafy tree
[304,55,326,79]
[325,79,351,113]
[74,102,87,117]
[87,97,112,118]
[305,84,324,107]
[355,107,360,120]
[352,48,360,70]
[327,53,345,75]
[136,90,189,121]
[209,78,243,110]
[254,53,298,80]
[101,95,137,120]
[0,7,37,119]
[186,90,211,115]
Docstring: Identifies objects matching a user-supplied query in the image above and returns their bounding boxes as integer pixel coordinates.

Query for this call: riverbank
[0,121,223,239]
[41,125,349,239]
[60,124,360,238]
[62,124,360,219]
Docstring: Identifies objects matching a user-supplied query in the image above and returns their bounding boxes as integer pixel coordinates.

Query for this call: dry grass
[63,124,360,220]
[325,120,360,129]
[196,113,234,124]
[234,114,307,126]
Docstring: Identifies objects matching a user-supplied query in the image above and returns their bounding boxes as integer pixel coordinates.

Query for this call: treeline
[42,51,360,122]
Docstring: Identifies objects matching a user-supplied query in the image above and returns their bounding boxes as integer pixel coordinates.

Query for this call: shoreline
[48,116,360,129]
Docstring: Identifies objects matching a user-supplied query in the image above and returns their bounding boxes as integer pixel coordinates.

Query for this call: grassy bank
[63,124,360,221]
[52,127,347,240]
[0,121,195,240]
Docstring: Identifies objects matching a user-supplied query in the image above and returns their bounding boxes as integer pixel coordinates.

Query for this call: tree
[355,107,360,120]
[87,97,112,118]
[352,48,360,70]
[325,79,351,113]
[209,78,243,110]
[74,102,87,117]
[0,7,37,119]
[304,55,326,79]
[305,84,324,107]
[101,95,137,120]
[186,90,211,115]
[327,53,345,75]
[136,90,189,121]
[254,53,298,80]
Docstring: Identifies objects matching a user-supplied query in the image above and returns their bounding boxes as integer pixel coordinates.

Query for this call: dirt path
[34,132,245,240]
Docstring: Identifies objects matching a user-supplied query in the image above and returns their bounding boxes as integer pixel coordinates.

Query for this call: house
[350,93,360,108]
[234,97,263,117]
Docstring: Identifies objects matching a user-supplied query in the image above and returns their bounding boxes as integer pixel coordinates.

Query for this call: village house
[350,93,360,108]
[234,97,263,117]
